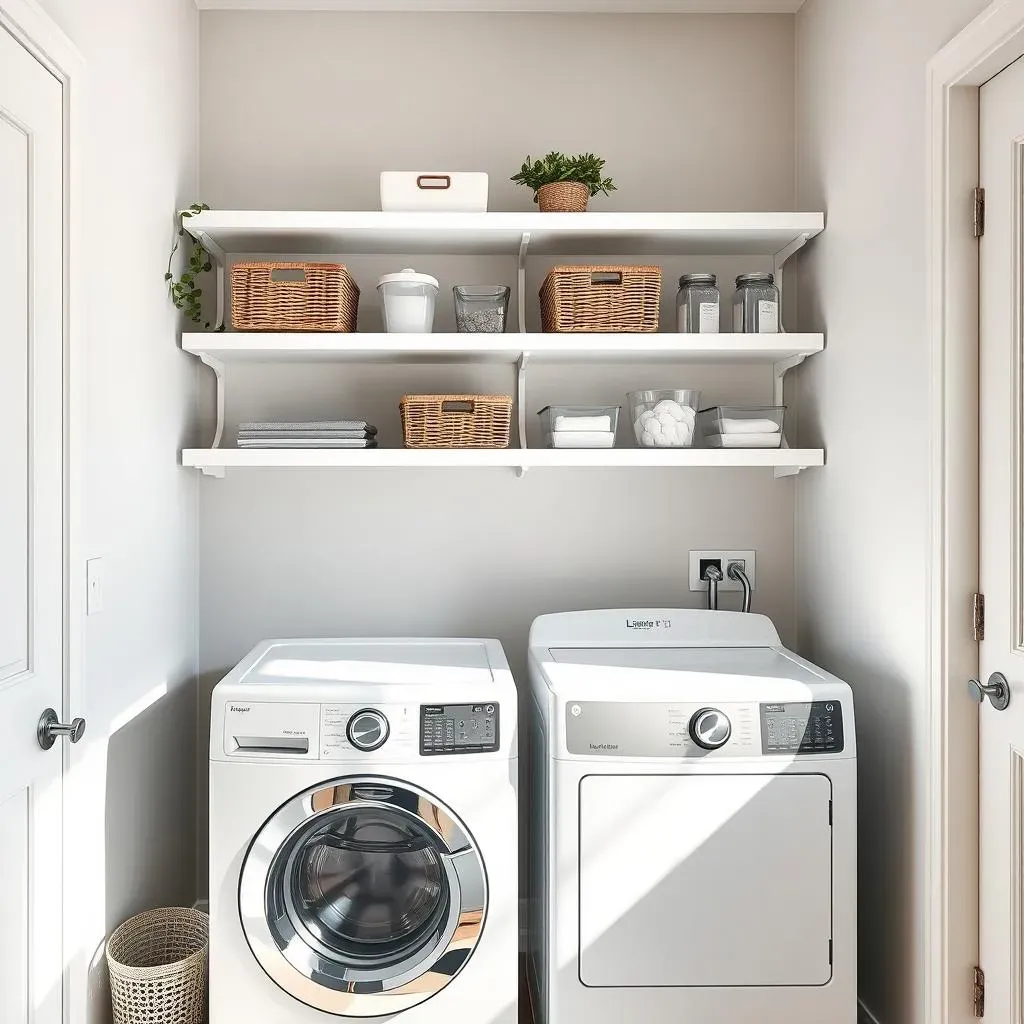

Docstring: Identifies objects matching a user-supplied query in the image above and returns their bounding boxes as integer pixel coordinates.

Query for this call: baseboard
[859,998,883,1024]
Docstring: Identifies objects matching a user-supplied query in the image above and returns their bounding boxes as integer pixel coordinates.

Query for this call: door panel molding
[1014,139,1024,654]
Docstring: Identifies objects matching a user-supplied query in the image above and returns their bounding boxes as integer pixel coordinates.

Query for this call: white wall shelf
[182,332,824,365]
[185,210,823,259]
[183,447,825,477]
[194,2,806,12]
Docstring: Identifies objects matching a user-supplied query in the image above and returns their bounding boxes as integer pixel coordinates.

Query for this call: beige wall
[794,1,990,1022]
[34,1,200,1022]
[195,9,801,878]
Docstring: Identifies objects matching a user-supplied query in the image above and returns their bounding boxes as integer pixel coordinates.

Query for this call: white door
[0,21,67,1024]
[980,55,1024,1024]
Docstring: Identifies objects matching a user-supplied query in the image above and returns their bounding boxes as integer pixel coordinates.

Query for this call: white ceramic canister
[377,268,440,333]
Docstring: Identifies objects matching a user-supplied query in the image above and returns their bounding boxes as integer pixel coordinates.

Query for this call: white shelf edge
[182,447,825,476]
[182,332,825,364]
[194,1,805,12]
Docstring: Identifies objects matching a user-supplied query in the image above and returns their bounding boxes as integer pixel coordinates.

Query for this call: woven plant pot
[107,907,208,1024]
[536,181,590,213]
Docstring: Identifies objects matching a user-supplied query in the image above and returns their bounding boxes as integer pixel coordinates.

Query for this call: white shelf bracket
[193,228,228,331]
[773,351,813,480]
[772,231,813,331]
[198,352,227,450]
[516,351,531,476]
[517,232,532,334]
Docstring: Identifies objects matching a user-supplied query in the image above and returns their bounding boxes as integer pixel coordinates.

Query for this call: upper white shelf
[194,2,805,12]
[185,211,825,259]
[183,332,825,365]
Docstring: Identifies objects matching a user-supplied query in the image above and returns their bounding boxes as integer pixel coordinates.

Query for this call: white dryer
[527,610,856,1024]
[209,638,518,1023]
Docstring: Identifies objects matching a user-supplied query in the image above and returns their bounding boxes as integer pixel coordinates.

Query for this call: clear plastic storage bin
[377,269,439,333]
[628,390,702,448]
[453,286,511,333]
[538,405,619,448]
[699,406,786,448]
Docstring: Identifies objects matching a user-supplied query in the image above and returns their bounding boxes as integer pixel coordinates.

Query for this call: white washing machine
[527,610,856,1024]
[209,638,518,1023]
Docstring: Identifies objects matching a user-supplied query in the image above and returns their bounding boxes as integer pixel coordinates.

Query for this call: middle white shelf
[183,331,824,365]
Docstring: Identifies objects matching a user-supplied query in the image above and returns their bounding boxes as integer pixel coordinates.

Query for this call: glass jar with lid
[733,273,780,334]
[676,274,720,334]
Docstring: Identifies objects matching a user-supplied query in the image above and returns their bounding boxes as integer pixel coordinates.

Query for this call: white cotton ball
[647,417,664,436]
[640,409,657,425]
[655,432,674,447]
[642,429,658,447]
[654,400,685,421]
[656,410,677,429]
[678,406,697,424]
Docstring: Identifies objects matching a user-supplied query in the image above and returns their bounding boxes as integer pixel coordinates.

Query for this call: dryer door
[578,773,833,988]
[239,777,487,1017]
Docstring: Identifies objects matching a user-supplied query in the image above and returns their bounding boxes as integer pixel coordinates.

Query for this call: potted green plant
[511,152,617,212]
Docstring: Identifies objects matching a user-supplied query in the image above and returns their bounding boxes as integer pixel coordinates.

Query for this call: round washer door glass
[240,779,487,1018]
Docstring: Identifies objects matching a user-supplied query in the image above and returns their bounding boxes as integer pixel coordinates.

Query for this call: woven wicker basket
[106,907,208,1024]
[400,394,513,449]
[231,261,360,332]
[536,181,590,212]
[540,265,662,333]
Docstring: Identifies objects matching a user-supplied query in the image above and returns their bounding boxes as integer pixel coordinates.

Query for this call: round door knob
[346,709,389,752]
[689,708,732,751]
[37,708,86,751]
[968,672,1012,712]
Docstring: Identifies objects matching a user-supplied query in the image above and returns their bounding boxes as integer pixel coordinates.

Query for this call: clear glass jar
[676,274,720,334]
[453,285,511,333]
[733,273,780,334]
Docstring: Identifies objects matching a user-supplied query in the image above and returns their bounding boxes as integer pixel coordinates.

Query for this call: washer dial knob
[689,708,732,751]
[346,709,390,752]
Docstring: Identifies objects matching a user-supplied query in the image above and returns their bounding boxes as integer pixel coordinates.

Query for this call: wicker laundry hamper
[106,907,208,1024]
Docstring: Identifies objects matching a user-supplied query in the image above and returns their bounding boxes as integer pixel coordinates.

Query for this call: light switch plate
[689,550,756,592]
[86,558,104,615]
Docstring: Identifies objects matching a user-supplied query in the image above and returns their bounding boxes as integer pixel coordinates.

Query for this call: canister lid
[678,273,718,288]
[735,272,775,287]
[377,268,440,289]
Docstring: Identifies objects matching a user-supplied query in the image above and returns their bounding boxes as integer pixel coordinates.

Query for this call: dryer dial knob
[346,709,390,752]
[689,708,732,751]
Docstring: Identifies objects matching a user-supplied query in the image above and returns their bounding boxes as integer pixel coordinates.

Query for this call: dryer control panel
[564,700,847,758]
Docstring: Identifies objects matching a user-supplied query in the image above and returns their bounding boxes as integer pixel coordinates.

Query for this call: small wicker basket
[540,265,662,333]
[536,181,590,212]
[106,907,208,1024]
[400,394,513,449]
[231,261,360,332]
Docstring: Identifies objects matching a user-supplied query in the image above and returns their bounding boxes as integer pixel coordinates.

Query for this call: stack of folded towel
[548,412,616,449]
[704,416,783,449]
[236,421,378,449]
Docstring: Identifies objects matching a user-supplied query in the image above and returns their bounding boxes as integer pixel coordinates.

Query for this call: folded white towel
[554,415,612,432]
[705,432,783,449]
[549,431,616,449]
[718,417,781,435]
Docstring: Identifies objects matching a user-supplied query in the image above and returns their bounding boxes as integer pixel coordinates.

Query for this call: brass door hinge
[974,187,986,238]
[973,593,986,642]
[974,965,985,1017]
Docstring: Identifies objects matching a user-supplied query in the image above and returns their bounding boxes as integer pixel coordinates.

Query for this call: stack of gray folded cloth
[236,421,378,448]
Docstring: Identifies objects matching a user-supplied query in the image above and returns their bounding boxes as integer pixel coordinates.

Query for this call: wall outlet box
[689,550,757,592]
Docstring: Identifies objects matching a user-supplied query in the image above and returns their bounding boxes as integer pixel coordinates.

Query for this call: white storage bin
[380,172,489,212]
[378,269,439,333]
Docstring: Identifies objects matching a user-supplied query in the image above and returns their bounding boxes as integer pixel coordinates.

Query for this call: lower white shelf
[182,447,825,477]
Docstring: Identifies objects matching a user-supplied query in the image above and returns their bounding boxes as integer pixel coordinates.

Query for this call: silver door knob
[37,708,86,750]
[968,672,1011,711]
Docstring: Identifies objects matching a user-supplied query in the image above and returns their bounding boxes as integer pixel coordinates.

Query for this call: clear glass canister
[733,273,780,334]
[453,285,511,333]
[676,274,720,334]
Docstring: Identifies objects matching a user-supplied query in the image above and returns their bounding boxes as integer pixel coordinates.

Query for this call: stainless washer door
[240,777,487,1017]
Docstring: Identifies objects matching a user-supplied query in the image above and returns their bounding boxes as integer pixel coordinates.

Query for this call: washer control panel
[760,701,844,754]
[420,703,499,756]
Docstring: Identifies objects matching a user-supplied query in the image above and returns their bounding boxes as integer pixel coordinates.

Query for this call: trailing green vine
[166,203,216,327]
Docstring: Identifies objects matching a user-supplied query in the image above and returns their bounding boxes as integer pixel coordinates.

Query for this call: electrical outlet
[689,550,756,592]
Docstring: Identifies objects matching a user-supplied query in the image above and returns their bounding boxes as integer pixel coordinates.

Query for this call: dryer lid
[548,645,825,685]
